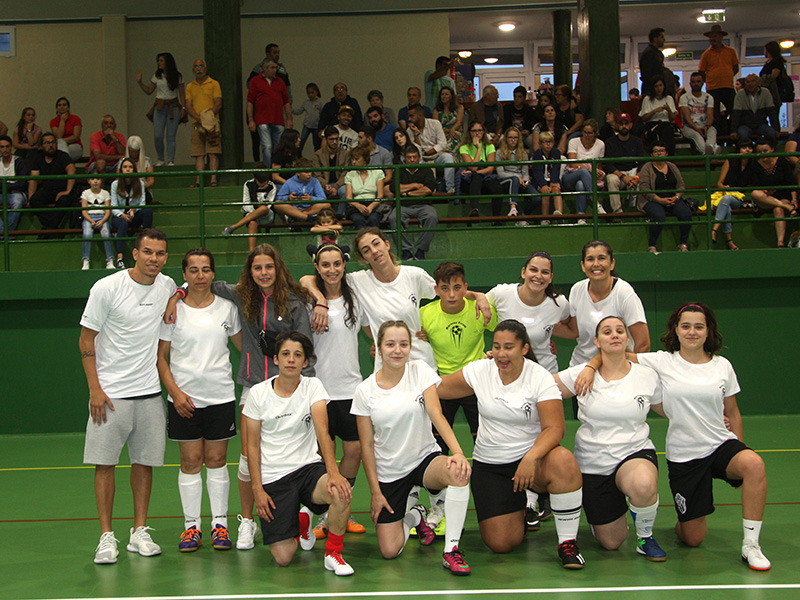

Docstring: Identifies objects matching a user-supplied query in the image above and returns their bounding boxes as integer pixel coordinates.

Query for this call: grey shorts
[83,394,166,467]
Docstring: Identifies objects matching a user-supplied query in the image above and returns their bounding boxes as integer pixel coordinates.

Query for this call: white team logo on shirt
[674,493,687,514]
[522,402,532,421]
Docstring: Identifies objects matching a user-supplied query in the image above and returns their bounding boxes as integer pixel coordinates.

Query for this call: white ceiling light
[663,47,677,57]
[497,22,516,32]
[779,40,795,49]
[484,57,499,64]
[458,50,472,58]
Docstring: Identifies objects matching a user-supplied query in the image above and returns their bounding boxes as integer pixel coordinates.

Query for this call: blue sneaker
[636,536,667,562]
[211,526,232,550]
[179,526,202,552]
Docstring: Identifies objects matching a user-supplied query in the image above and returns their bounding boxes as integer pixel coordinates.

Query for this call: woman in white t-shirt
[576,303,770,571]
[562,118,605,219]
[242,331,354,576]
[157,249,242,552]
[437,320,586,569]
[351,321,472,575]
[136,52,186,165]
[554,315,666,562]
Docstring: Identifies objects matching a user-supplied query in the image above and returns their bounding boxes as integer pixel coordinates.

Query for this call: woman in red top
[50,97,83,162]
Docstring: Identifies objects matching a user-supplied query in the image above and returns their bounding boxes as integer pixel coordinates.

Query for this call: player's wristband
[176,283,188,299]
[314,303,328,310]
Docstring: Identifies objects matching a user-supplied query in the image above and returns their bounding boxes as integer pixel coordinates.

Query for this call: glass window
[0,27,15,57]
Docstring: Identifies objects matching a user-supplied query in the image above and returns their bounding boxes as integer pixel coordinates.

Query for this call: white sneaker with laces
[742,542,771,571]
[324,551,355,576]
[82,258,90,270]
[427,503,445,529]
[236,514,258,550]
[299,507,316,551]
[94,531,119,564]
[508,205,518,217]
[127,526,161,556]
[105,257,115,269]
[155,160,165,167]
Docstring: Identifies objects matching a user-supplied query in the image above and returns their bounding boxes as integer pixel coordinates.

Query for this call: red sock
[298,510,310,536]
[325,532,344,554]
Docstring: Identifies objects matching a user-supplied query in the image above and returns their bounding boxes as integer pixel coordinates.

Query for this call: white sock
[400,506,423,553]
[405,486,421,513]
[444,485,469,552]
[743,519,762,545]
[629,498,658,539]
[206,465,230,529]
[178,471,202,530]
[551,489,582,544]
[526,489,539,510]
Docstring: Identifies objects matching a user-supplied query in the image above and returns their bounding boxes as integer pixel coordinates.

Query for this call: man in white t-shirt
[679,72,718,155]
[406,104,455,193]
[79,229,177,565]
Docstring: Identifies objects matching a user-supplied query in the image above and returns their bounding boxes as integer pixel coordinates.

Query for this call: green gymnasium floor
[2,415,799,600]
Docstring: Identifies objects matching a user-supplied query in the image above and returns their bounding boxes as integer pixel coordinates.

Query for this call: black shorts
[582,448,659,526]
[259,462,329,545]
[327,399,359,442]
[439,394,479,434]
[167,401,237,442]
[471,458,528,522]
[377,452,441,524]
[667,438,749,523]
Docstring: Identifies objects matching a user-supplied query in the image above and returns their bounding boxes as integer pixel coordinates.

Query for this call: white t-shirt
[80,270,177,398]
[567,137,605,160]
[559,362,661,475]
[568,278,647,367]
[311,295,362,400]
[159,296,241,408]
[487,284,570,374]
[336,126,359,152]
[351,360,441,482]
[637,351,739,463]
[348,266,436,371]
[81,188,111,219]
[679,91,713,129]
[152,74,183,100]
[0,158,15,177]
[462,358,561,464]
[639,95,677,123]
[242,376,329,484]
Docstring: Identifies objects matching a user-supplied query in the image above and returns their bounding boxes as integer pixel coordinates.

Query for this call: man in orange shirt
[698,24,739,136]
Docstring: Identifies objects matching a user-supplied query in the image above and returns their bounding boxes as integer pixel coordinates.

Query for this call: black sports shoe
[558,539,585,569]
[525,506,540,531]
[538,494,553,521]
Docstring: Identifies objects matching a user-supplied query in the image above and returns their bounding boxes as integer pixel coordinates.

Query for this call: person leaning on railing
[749,136,798,248]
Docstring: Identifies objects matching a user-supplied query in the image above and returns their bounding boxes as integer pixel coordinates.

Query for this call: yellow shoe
[313,515,328,540]
[346,516,366,534]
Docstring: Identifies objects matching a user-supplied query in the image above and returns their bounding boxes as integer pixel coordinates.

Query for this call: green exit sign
[702,13,725,22]
[675,52,694,61]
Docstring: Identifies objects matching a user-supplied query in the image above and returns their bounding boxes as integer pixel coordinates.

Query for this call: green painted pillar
[577,0,620,120]
[552,10,572,89]
[203,0,243,168]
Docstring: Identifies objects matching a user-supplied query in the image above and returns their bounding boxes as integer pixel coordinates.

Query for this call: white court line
[48,583,800,600]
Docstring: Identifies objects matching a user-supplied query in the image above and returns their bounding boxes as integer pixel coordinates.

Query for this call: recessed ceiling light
[497,22,516,32]
[663,47,677,57]
[458,50,472,58]
[779,40,795,49]
[484,57,499,64]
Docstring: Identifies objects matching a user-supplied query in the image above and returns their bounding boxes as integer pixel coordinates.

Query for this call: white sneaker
[94,531,119,564]
[155,160,165,167]
[236,514,258,550]
[742,542,771,571]
[541,219,551,226]
[427,503,445,529]
[577,218,587,225]
[81,258,90,270]
[508,205,518,217]
[704,143,715,155]
[299,507,316,551]
[167,162,175,167]
[105,257,115,269]
[597,205,606,215]
[127,526,161,557]
[324,551,354,576]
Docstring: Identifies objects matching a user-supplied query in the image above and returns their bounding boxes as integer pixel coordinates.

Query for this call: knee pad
[237,453,250,482]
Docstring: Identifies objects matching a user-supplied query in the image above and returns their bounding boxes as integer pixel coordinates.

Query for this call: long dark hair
[435,86,458,113]
[581,240,619,278]
[155,52,181,91]
[116,158,143,200]
[392,128,411,165]
[353,227,398,267]
[764,41,786,66]
[522,251,560,304]
[648,75,666,100]
[661,302,722,355]
[273,129,300,166]
[16,107,36,143]
[313,244,358,329]
[237,244,310,322]
[494,319,537,362]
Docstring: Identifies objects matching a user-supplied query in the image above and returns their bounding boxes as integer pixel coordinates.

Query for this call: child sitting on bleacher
[220,162,277,251]
[306,207,350,259]
[80,177,115,270]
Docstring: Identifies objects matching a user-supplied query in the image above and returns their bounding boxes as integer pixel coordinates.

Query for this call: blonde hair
[125,136,150,174]
[499,126,526,161]
[538,131,555,144]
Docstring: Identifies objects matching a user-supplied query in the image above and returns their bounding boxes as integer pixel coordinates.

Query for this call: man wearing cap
[335,107,359,152]
[679,71,718,155]
[185,59,222,187]
[247,59,292,169]
[698,24,739,136]
[603,113,645,216]
[319,83,363,135]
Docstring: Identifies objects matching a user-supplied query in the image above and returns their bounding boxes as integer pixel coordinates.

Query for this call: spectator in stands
[398,87,432,130]
[28,132,76,238]
[504,86,537,150]
[761,41,790,113]
[497,126,536,224]
[785,120,799,179]
[637,143,692,253]
[221,163,277,251]
[0,134,30,238]
[730,74,779,144]
[749,137,798,248]
[638,75,677,155]
[12,107,42,158]
[185,58,222,188]
[366,106,397,152]
[459,120,502,220]
[390,145,439,260]
[50,97,83,162]
[425,56,458,111]
[247,59,292,170]
[344,146,384,229]
[80,176,114,270]
[604,113,645,216]
[111,157,153,267]
[598,107,620,142]
[87,115,126,174]
[699,24,739,136]
[124,136,155,198]
[639,28,673,98]
[563,119,605,221]
[553,85,584,142]
[271,129,301,188]
[276,157,329,222]
[433,86,464,156]
[358,125,392,166]
[534,91,555,121]
[391,128,418,165]
[319,83,363,135]
[364,90,397,127]
[407,103,456,194]
[628,88,641,101]
[468,85,504,145]
[679,72,718,155]
[137,53,186,166]
[532,104,568,155]
[712,139,755,250]
[246,44,292,161]
[293,83,323,153]
[531,131,563,223]
[335,107,359,152]
[313,126,349,204]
